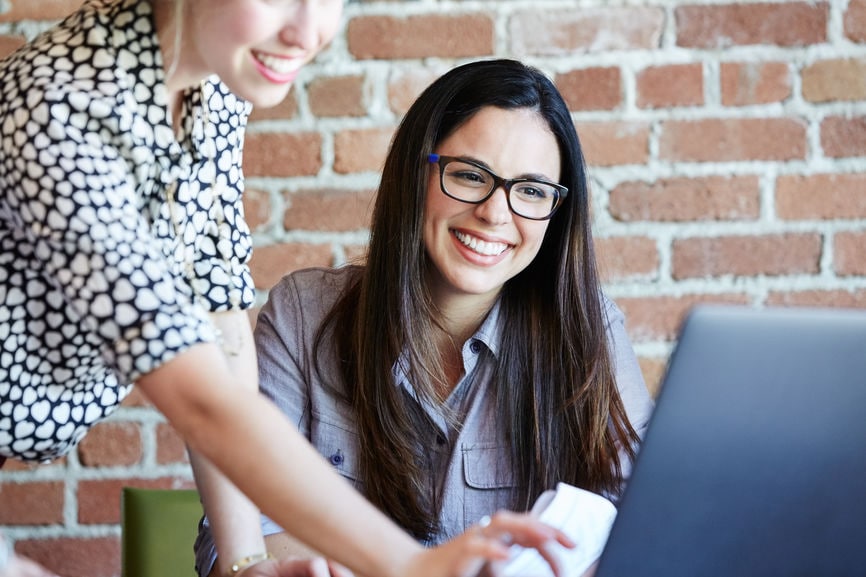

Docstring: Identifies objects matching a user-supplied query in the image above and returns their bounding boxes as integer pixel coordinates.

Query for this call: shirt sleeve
[4,84,215,384]
[189,78,255,312]
[254,272,315,435]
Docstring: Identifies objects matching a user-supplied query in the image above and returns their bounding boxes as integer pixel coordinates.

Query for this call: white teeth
[453,230,508,256]
[254,52,300,76]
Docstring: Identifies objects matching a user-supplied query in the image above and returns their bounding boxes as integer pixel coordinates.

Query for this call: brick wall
[2,1,865,575]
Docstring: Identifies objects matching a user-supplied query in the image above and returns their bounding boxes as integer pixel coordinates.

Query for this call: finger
[484,511,574,549]
[325,561,355,577]
[305,557,332,577]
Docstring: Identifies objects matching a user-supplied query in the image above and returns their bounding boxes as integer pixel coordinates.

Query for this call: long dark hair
[315,59,639,540]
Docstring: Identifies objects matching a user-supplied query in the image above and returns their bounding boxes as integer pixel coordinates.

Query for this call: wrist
[224,552,274,577]
[378,543,425,577]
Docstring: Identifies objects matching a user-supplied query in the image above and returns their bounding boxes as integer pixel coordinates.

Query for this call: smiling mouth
[252,50,303,76]
[453,230,510,256]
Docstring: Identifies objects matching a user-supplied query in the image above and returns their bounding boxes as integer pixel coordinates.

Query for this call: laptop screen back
[594,305,866,577]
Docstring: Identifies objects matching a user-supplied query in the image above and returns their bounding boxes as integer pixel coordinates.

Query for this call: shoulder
[263,265,362,321]
[0,1,129,135]
[600,292,626,328]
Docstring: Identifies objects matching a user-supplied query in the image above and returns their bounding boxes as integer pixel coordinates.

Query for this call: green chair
[121,487,203,577]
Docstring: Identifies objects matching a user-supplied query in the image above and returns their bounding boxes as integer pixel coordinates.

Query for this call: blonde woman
[0,2,570,577]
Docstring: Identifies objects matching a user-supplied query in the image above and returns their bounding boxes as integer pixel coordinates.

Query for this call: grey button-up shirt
[195,265,653,574]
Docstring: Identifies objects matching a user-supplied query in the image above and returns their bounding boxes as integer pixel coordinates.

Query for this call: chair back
[121,487,202,577]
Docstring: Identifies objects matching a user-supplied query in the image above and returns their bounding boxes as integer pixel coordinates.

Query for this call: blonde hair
[163,0,184,81]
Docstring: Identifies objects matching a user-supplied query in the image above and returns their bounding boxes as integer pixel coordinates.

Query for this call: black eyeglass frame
[427,154,568,221]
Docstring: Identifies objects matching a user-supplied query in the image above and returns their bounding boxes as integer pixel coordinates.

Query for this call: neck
[432,291,497,345]
[151,0,206,97]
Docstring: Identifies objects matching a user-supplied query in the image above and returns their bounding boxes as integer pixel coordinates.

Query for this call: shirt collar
[392,297,504,389]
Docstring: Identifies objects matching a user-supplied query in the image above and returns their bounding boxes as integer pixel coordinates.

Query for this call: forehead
[436,106,562,181]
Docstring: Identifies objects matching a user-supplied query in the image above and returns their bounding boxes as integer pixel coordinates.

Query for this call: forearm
[191,311,267,577]
[190,451,265,577]
[137,342,422,577]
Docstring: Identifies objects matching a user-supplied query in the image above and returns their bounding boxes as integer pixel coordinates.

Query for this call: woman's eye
[514,184,551,200]
[452,170,487,185]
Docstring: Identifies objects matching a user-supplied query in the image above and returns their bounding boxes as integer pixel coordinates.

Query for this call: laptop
[594,304,866,577]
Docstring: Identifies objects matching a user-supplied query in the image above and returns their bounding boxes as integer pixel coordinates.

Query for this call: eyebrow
[456,154,558,183]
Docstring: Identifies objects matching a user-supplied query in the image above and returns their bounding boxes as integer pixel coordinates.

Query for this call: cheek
[196,11,259,55]
[521,222,550,256]
[320,4,344,45]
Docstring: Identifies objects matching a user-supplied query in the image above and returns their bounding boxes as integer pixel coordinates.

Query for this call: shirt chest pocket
[462,444,517,526]
[310,417,364,493]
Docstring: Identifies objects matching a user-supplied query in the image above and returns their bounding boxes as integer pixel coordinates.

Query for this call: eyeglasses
[427,154,568,221]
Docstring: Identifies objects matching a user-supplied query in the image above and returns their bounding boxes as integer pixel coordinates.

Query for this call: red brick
[609,176,761,222]
[636,63,704,109]
[820,115,866,158]
[845,0,866,43]
[835,231,866,276]
[802,59,866,102]
[246,306,261,333]
[156,423,189,465]
[347,14,493,59]
[119,386,151,408]
[776,174,866,220]
[343,244,369,265]
[283,188,375,232]
[387,69,441,116]
[509,7,664,55]
[675,3,828,48]
[0,34,26,58]
[248,88,298,122]
[0,455,66,470]
[0,0,82,22]
[766,289,866,308]
[659,118,807,162]
[242,187,273,233]
[333,127,395,174]
[595,236,659,282]
[0,481,64,524]
[15,537,119,577]
[248,243,333,290]
[243,132,321,177]
[575,121,650,167]
[638,356,668,398]
[616,294,751,342]
[720,61,792,106]
[556,68,622,111]
[309,75,367,118]
[671,234,822,279]
[77,421,142,467]
[77,477,195,525]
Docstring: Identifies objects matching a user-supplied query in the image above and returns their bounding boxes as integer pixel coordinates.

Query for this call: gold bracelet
[225,552,274,577]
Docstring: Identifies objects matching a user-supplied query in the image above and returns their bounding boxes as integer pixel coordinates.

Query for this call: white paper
[498,482,617,577]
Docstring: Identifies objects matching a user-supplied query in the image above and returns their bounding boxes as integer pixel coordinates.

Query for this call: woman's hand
[405,511,575,577]
[237,557,353,577]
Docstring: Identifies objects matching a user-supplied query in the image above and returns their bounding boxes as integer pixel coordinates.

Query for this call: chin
[248,89,291,109]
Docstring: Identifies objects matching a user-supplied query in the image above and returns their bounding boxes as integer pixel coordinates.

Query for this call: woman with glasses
[195,58,654,576]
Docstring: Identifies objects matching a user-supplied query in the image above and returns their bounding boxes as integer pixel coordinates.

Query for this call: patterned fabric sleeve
[190,78,255,312]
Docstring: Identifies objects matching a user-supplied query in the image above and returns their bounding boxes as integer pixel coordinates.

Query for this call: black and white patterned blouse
[0,0,255,462]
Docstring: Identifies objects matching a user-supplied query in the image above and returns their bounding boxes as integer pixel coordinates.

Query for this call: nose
[473,185,513,225]
[278,2,318,52]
